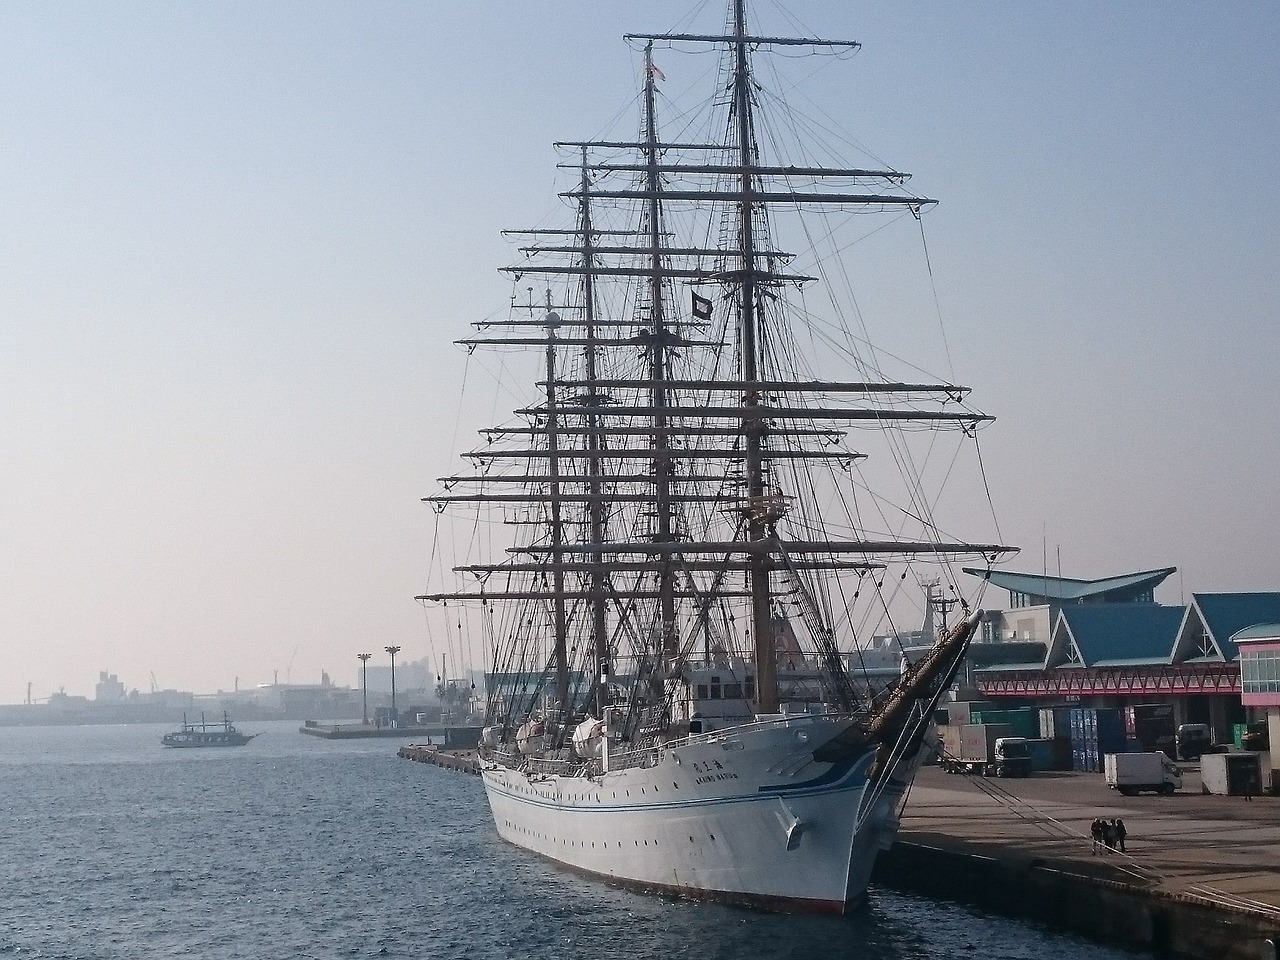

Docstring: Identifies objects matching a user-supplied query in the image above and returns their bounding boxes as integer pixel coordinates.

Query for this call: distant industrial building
[362,656,432,695]
[94,671,127,702]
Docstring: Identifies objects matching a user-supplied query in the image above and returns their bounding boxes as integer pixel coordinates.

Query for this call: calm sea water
[0,722,1137,959]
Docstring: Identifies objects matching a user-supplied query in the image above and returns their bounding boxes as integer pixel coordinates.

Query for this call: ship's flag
[648,62,666,82]
[692,292,713,321]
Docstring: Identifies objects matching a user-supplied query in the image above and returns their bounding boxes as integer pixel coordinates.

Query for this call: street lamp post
[385,645,401,725]
[357,653,372,725]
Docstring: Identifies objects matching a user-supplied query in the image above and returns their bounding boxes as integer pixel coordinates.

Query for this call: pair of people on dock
[1090,817,1126,854]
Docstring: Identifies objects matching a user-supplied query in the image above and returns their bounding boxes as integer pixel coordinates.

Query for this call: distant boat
[161,712,256,748]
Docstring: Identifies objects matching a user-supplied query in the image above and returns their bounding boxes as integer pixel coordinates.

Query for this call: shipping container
[1095,708,1125,743]
[1049,737,1074,771]
[1073,737,1126,773]
[1025,738,1056,772]
[940,723,963,760]
[957,723,1015,764]
[1129,704,1176,758]
[1200,752,1263,796]
[1039,707,1074,741]
[1069,708,1087,741]
[1067,707,1126,745]
[1127,702,1175,735]
[947,701,993,726]
[970,708,1039,739]
[1072,744,1094,773]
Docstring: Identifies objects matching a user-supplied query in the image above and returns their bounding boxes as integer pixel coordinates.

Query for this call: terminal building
[959,566,1280,784]
[1235,623,1280,790]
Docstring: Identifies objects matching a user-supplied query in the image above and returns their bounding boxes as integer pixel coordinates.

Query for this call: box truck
[1104,752,1182,795]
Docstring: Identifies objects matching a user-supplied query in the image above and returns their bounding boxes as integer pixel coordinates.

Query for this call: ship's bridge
[681,662,756,730]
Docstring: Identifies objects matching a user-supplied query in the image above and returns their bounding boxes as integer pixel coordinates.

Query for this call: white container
[1200,752,1263,796]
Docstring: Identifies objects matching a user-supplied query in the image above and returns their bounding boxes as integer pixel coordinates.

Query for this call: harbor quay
[301,720,481,746]
[400,745,1280,958]
[879,764,1280,959]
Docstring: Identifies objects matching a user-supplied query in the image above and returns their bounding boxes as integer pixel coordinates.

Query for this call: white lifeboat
[515,719,546,756]
[571,716,605,759]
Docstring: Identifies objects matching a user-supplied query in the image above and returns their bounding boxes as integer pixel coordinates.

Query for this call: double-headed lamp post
[357,653,372,725]
[385,645,401,723]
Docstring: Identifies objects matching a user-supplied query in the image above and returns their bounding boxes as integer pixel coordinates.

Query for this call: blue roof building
[1172,593,1280,663]
[963,568,1280,748]
[1047,604,1186,670]
[963,566,1177,610]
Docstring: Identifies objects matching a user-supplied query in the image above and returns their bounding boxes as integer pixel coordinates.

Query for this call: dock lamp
[385,646,401,724]
[357,653,372,724]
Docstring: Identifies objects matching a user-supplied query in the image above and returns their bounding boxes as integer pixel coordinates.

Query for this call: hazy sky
[3,2,1277,704]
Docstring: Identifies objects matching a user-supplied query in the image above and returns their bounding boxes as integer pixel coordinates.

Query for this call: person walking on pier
[1114,818,1127,853]
[1104,819,1117,851]
[1090,818,1105,854]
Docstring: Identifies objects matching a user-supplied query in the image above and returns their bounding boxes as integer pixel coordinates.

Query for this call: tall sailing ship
[420,1,1016,913]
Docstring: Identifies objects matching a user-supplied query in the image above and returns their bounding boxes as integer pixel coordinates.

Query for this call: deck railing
[480,711,865,776]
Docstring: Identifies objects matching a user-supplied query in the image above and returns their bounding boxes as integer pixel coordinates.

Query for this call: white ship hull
[480,715,913,913]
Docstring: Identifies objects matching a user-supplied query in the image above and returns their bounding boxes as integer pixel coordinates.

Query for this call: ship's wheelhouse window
[724,682,742,699]
[745,679,755,699]
[709,682,721,699]
[696,684,709,699]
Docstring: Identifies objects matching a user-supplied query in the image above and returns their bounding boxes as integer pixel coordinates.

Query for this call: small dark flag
[691,292,713,321]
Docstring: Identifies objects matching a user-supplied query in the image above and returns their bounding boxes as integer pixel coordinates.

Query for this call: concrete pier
[397,742,481,774]
[301,721,482,747]
[879,764,1280,959]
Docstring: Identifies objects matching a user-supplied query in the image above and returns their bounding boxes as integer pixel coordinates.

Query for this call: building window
[1241,649,1280,695]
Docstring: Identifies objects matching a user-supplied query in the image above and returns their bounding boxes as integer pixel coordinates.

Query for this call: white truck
[941,723,1031,777]
[1105,752,1181,795]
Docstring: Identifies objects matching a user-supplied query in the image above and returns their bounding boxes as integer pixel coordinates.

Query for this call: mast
[577,146,611,718]
[542,291,571,726]
[642,42,678,671]
[731,0,778,714]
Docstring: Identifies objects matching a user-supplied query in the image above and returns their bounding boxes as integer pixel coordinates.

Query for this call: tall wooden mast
[542,290,570,724]
[642,42,679,669]
[730,0,777,713]
[576,146,611,717]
